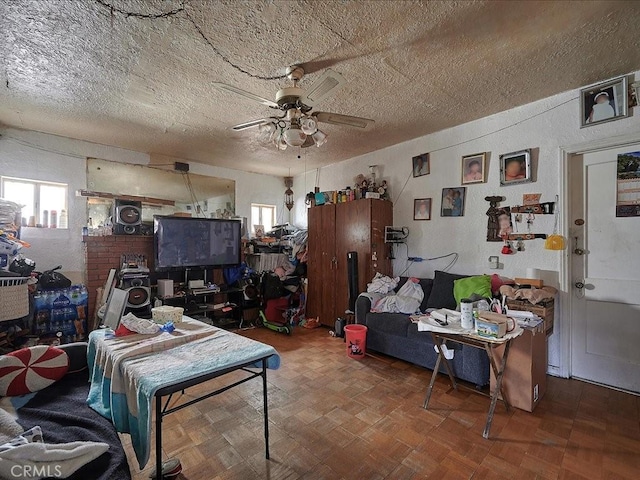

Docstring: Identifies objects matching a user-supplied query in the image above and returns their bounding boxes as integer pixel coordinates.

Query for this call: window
[1,176,68,228]
[251,203,276,235]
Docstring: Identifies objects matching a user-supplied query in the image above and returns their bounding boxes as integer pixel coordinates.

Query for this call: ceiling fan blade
[212,82,278,108]
[299,69,345,107]
[231,118,273,131]
[313,112,374,129]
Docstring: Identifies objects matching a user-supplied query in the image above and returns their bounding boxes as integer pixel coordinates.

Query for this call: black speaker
[120,275,150,289]
[124,286,151,309]
[114,200,142,235]
[347,251,359,313]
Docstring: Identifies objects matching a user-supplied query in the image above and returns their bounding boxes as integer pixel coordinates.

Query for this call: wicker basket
[0,277,29,322]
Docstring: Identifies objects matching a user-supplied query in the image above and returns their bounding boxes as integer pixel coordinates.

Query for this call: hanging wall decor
[461,152,487,184]
[616,151,640,217]
[412,153,430,177]
[414,198,432,220]
[441,187,466,217]
[500,149,532,186]
[485,196,506,242]
[580,76,628,128]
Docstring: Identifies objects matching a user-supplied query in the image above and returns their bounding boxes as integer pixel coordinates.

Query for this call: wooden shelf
[76,189,175,206]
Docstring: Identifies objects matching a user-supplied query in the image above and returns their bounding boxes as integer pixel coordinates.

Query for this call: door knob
[574,281,585,289]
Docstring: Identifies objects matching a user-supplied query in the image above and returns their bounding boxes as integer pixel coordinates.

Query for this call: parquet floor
[121,326,640,480]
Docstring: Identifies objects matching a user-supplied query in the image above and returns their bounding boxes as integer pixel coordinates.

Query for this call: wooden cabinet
[307,199,393,326]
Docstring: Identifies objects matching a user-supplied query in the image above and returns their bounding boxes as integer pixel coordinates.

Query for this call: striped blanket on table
[87,318,280,468]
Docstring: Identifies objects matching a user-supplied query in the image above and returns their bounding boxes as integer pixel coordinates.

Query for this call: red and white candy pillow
[0,346,69,396]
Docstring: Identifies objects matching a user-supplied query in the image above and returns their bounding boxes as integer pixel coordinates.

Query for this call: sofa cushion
[396,277,434,312]
[0,346,69,396]
[453,275,492,306]
[365,313,410,337]
[426,270,468,310]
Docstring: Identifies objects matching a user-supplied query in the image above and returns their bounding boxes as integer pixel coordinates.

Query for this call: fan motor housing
[276,86,304,107]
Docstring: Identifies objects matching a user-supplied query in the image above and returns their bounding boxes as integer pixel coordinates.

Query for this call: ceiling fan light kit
[213,65,374,152]
[283,125,307,147]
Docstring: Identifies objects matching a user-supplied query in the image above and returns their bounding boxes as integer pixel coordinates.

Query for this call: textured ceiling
[2,0,640,176]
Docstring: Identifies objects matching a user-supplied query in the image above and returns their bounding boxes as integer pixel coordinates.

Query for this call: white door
[569,145,640,393]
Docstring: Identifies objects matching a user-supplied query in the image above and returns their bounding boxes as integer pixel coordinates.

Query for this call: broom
[544,195,565,250]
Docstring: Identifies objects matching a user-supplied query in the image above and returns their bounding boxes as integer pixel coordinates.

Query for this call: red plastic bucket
[344,324,367,359]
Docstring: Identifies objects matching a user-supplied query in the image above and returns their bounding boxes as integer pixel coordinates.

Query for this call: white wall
[293,71,640,374]
[0,128,285,280]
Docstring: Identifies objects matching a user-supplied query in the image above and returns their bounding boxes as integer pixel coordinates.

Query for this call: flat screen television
[154,216,241,271]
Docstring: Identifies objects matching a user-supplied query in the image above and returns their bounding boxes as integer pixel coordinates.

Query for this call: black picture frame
[414,198,432,220]
[440,187,466,217]
[412,153,430,178]
[580,76,628,128]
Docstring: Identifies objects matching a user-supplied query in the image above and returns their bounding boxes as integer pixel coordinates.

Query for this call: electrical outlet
[533,384,539,402]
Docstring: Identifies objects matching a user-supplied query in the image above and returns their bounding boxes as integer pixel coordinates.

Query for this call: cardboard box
[506,298,555,335]
[490,322,547,412]
[476,312,509,338]
[514,277,544,288]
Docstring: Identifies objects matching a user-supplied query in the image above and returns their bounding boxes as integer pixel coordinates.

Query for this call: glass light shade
[300,116,318,135]
[275,131,287,150]
[257,122,276,143]
[282,125,307,147]
[312,129,328,147]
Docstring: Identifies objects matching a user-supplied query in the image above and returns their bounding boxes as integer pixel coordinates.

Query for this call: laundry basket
[0,277,29,322]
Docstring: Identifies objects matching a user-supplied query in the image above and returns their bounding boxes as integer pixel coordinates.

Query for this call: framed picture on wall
[440,187,466,217]
[412,153,430,177]
[461,152,486,184]
[580,76,628,128]
[500,149,532,186]
[414,198,432,220]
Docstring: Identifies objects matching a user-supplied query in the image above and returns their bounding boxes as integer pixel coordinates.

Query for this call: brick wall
[84,235,154,323]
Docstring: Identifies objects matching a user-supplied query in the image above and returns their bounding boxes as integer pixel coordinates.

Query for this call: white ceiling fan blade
[313,112,374,129]
[299,69,345,107]
[212,82,278,108]
[231,118,273,131]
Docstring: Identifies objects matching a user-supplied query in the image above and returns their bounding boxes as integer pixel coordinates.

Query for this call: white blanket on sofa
[370,279,424,314]
[0,426,108,479]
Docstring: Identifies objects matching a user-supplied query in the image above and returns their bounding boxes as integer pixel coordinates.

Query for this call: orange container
[344,324,367,359]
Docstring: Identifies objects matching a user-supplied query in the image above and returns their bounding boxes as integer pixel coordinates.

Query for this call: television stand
[161,288,244,330]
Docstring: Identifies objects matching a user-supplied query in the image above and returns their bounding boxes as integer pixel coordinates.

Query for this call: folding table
[418,319,522,438]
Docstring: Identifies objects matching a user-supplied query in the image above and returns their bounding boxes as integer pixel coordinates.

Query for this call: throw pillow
[0,346,69,397]
[490,274,516,295]
[426,271,468,310]
[453,275,493,306]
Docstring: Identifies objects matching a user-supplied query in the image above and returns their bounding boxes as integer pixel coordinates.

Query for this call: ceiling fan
[212,66,374,150]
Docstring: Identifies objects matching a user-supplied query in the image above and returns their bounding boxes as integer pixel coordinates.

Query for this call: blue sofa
[355,272,490,387]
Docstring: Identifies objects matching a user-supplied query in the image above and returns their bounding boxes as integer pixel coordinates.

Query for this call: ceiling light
[257,122,276,143]
[312,129,328,147]
[300,116,318,135]
[282,125,307,147]
[275,131,287,150]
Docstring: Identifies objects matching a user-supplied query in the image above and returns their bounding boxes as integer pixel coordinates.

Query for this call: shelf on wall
[76,189,175,207]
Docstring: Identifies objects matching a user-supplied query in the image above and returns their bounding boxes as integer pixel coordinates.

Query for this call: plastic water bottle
[460,298,474,330]
[50,210,57,228]
[59,209,68,229]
